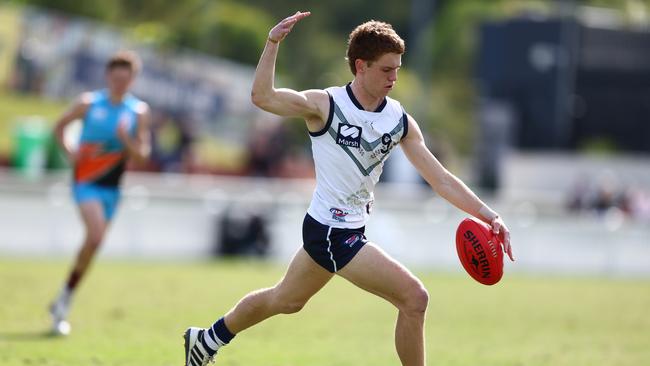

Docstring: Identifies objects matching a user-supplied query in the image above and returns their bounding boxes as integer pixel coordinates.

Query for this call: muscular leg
[337,243,429,366]
[224,247,333,334]
[50,200,108,334]
[66,201,108,291]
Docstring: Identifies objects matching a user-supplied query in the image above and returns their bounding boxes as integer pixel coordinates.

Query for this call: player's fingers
[277,12,309,35]
[283,17,298,25]
[285,11,309,23]
[283,12,298,22]
[282,20,300,32]
[292,11,311,19]
[505,232,514,261]
[491,221,501,235]
[285,15,305,27]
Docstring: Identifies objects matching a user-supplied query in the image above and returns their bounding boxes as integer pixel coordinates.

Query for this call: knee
[400,284,429,316]
[270,288,308,314]
[85,231,104,249]
[275,298,307,314]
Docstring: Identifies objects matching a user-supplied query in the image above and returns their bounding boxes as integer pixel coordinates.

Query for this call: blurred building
[475,8,650,189]
[477,11,650,153]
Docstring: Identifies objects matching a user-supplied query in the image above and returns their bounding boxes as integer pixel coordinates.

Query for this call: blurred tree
[12,0,120,20]
[13,0,649,155]
[167,2,274,65]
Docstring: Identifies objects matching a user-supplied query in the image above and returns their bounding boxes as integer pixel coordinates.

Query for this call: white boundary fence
[1,168,648,278]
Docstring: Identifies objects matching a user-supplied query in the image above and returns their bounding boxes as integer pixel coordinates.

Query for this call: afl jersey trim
[346,82,387,113]
[307,84,408,228]
[308,92,335,137]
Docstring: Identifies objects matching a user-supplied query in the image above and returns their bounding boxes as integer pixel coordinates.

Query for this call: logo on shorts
[336,124,362,148]
[330,208,348,222]
[345,234,363,247]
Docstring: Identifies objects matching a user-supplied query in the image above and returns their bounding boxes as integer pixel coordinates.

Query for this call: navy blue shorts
[302,214,368,273]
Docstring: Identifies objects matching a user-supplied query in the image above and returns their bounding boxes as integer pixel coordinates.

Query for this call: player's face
[106,67,135,96]
[365,52,401,97]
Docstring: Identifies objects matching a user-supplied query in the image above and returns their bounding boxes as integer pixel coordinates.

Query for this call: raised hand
[268,11,311,43]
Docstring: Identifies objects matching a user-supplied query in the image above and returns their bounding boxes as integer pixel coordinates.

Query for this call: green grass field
[1,259,648,366]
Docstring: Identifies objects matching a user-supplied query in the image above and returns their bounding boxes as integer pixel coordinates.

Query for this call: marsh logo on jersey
[336,124,362,148]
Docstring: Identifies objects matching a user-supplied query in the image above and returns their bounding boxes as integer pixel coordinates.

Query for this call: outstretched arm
[401,114,514,261]
[250,11,329,132]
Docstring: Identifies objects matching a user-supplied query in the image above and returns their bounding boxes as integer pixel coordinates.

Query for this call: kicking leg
[337,243,429,366]
[224,247,333,332]
[184,247,333,365]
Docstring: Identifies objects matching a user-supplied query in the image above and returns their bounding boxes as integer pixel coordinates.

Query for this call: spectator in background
[245,117,289,177]
[566,174,650,222]
[245,116,315,179]
[622,186,650,223]
[150,108,197,173]
[13,33,41,93]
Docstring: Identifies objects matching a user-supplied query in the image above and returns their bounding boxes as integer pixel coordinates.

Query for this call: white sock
[57,287,72,305]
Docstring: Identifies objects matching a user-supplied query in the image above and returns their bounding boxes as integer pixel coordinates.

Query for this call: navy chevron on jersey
[307,83,409,228]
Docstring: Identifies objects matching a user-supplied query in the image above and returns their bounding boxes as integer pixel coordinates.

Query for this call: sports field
[1,259,648,366]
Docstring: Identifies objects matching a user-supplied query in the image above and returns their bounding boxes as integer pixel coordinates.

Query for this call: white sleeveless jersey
[307,84,409,228]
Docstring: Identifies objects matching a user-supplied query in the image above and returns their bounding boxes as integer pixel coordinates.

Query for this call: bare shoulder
[402,113,424,143]
[303,88,329,99]
[303,89,330,109]
[302,88,331,121]
[69,92,95,116]
[296,89,328,132]
[134,101,150,115]
[406,113,419,127]
[78,92,95,106]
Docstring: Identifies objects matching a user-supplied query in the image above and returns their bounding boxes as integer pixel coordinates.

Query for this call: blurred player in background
[182,11,514,366]
[50,51,151,335]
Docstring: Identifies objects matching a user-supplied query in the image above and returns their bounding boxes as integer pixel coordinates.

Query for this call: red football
[456,217,504,285]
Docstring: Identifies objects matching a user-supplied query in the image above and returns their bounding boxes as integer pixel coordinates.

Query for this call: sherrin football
[456,217,504,285]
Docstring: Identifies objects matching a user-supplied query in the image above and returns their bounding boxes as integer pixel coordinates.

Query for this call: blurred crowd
[567,175,650,223]
[144,110,314,178]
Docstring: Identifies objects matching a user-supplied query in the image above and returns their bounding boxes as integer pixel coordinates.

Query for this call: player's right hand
[66,150,79,164]
[490,216,514,262]
[268,11,311,43]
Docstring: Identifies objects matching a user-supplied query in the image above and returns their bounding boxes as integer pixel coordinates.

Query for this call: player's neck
[349,80,383,112]
[108,92,126,105]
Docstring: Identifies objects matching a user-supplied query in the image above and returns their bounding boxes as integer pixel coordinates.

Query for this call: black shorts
[302,213,368,273]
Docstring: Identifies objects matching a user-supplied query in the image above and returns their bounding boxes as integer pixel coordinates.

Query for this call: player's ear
[355,59,367,74]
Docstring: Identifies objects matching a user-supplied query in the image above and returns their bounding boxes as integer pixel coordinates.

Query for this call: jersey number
[380,133,393,154]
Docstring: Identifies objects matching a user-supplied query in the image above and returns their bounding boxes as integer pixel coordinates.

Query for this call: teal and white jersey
[307,83,409,228]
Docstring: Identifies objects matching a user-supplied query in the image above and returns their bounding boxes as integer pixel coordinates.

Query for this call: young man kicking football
[183,11,514,366]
